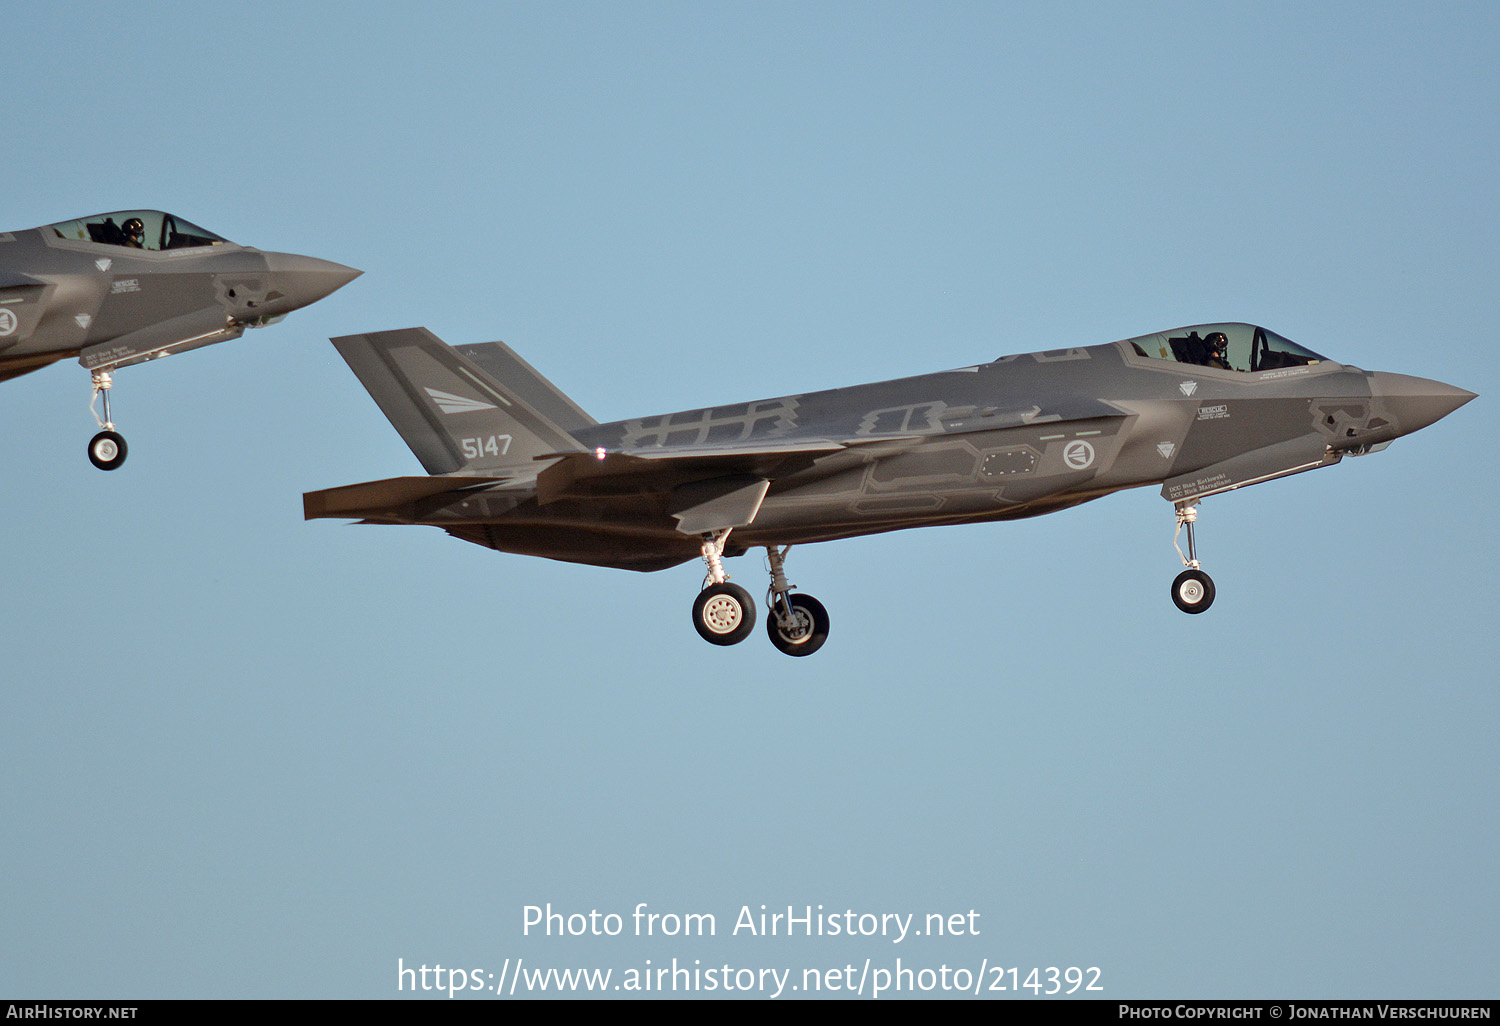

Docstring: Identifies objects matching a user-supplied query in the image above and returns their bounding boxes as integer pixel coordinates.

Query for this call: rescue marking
[1157,442,1176,458]
[95,258,112,272]
[1179,381,1198,396]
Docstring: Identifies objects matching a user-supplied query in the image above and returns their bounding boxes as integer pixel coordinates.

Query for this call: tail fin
[331,327,590,475]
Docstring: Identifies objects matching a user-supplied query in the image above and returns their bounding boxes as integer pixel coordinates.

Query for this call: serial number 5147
[461,435,513,460]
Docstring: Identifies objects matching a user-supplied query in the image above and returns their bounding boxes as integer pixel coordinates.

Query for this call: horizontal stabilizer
[1162,435,1339,504]
[331,327,588,475]
[303,474,505,520]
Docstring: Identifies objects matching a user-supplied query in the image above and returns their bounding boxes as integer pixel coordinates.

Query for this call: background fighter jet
[304,324,1473,656]
[0,209,360,469]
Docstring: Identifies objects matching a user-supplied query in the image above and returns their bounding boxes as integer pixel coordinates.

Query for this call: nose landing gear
[87,370,128,470]
[1170,503,1215,613]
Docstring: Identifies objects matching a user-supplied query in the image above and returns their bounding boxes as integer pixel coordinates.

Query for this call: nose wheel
[1169,503,1215,613]
[87,370,128,470]
[1171,568,1215,613]
[88,430,128,471]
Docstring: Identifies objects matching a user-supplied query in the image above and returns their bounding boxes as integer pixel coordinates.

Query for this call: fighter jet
[304,324,1473,655]
[0,209,360,469]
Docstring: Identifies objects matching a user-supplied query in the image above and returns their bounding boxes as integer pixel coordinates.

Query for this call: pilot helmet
[122,217,145,246]
[1206,332,1228,357]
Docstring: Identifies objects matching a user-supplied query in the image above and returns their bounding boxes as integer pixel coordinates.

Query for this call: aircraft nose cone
[262,252,362,312]
[1370,372,1477,435]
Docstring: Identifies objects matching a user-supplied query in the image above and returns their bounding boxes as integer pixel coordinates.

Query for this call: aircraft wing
[306,438,874,536]
[537,437,930,535]
[303,473,525,521]
[532,439,853,505]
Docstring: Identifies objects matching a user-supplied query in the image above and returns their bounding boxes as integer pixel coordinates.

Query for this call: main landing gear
[1170,502,1215,614]
[764,545,830,657]
[690,533,831,656]
[87,370,128,471]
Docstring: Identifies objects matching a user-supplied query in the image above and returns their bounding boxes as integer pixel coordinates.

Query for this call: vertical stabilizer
[331,327,588,475]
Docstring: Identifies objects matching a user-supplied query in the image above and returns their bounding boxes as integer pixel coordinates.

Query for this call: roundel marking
[0,309,16,337]
[1063,439,1095,470]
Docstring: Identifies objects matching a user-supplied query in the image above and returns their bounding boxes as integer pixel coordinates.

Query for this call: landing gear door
[1162,434,1339,505]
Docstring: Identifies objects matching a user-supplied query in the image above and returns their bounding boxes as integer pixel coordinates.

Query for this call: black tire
[1171,568,1215,614]
[692,582,757,645]
[88,430,128,471]
[766,593,830,657]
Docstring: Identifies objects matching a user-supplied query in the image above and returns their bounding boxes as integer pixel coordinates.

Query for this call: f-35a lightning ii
[1,210,359,469]
[304,324,1473,656]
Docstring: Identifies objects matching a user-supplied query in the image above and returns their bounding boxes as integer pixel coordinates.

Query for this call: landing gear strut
[691,529,756,645]
[1170,502,1215,613]
[764,545,830,657]
[87,370,128,471]
[687,536,833,654]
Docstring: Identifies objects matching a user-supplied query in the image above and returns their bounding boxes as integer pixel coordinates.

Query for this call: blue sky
[2,1,1496,999]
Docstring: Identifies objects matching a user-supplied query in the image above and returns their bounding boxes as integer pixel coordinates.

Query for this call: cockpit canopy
[1126,323,1327,373]
[47,210,227,252]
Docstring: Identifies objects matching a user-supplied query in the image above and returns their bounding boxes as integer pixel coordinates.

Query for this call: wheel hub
[700,594,743,633]
[775,610,812,643]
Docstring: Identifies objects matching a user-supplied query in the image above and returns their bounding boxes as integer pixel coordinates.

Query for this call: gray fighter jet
[0,210,359,468]
[304,324,1473,655]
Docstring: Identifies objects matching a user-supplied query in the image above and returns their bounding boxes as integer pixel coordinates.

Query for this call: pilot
[1205,331,1231,370]
[121,217,145,249]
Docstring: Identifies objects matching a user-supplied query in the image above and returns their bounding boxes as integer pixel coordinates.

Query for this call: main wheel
[1171,568,1215,614]
[88,430,128,471]
[766,593,830,657]
[692,582,757,645]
